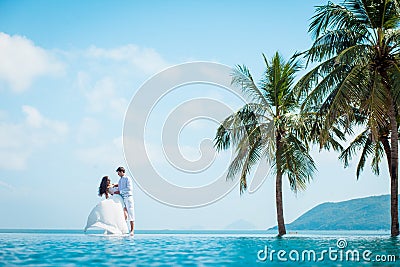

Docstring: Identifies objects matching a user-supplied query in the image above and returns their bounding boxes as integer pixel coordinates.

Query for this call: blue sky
[0,0,391,230]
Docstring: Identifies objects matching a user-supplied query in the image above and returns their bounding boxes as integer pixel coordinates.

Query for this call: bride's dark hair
[98,176,110,198]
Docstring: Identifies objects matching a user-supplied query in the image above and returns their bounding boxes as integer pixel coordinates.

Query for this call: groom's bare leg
[130,221,134,235]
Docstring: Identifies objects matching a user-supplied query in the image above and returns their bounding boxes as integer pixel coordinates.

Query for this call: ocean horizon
[0,228,393,235]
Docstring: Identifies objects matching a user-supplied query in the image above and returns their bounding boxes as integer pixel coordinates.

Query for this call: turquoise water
[0,230,399,266]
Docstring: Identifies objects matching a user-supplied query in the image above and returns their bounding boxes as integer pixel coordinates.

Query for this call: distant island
[269,194,400,231]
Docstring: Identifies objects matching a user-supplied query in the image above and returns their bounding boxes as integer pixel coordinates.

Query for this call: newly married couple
[84,166,135,236]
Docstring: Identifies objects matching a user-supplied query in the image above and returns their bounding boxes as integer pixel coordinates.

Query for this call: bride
[84,176,129,234]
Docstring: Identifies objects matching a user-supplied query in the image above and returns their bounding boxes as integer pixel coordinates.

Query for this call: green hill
[270,195,399,231]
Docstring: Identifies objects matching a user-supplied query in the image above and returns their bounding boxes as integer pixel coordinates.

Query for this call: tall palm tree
[296,0,400,236]
[214,53,316,236]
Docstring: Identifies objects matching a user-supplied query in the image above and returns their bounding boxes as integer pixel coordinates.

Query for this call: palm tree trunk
[381,71,398,237]
[276,133,286,236]
[388,105,399,237]
[276,171,286,236]
[381,132,398,236]
[380,134,398,236]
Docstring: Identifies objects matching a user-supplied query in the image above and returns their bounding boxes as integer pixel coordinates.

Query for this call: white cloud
[22,105,44,128]
[0,106,69,170]
[22,105,68,143]
[0,32,64,92]
[75,44,171,121]
[78,75,128,119]
[86,44,169,75]
[76,136,124,166]
[85,77,116,113]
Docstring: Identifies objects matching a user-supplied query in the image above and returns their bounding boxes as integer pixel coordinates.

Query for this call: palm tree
[214,53,316,236]
[296,0,400,236]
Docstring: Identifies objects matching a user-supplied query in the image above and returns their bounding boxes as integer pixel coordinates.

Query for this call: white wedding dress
[84,189,129,235]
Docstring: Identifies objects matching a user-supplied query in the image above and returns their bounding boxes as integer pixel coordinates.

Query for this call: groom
[115,166,135,235]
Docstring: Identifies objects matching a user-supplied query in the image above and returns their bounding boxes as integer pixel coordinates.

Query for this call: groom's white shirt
[118,175,133,198]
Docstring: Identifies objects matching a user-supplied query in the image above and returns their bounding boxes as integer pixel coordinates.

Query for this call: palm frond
[363,0,400,29]
[260,53,301,112]
[238,138,264,193]
[280,134,316,193]
[310,2,363,39]
[339,129,370,167]
[335,44,373,65]
[300,62,349,112]
[324,64,371,129]
[371,141,384,175]
[355,134,374,179]
[389,61,400,106]
[343,0,372,24]
[306,29,369,62]
[360,69,390,139]
[231,65,269,106]
[294,57,336,101]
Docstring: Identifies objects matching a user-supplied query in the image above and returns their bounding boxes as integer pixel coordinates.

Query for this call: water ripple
[0,233,398,266]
